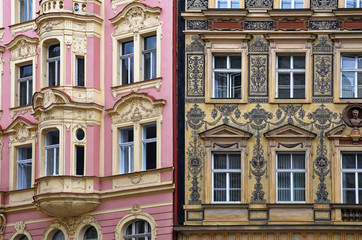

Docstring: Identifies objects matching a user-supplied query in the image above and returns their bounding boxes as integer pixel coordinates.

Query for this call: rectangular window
[75,146,85,175]
[45,130,59,176]
[277,55,305,99]
[345,0,362,7]
[341,55,362,98]
[216,0,240,8]
[142,123,157,170]
[143,35,157,81]
[76,56,85,87]
[281,0,304,8]
[212,153,241,202]
[120,41,134,85]
[47,44,60,87]
[18,64,32,106]
[276,153,306,202]
[341,153,362,204]
[17,145,32,189]
[19,0,32,22]
[213,55,241,99]
[120,127,134,174]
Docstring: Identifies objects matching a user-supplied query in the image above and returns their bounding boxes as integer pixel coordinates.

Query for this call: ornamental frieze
[187,54,205,97]
[275,19,308,31]
[245,0,273,9]
[187,0,208,10]
[209,19,243,31]
[244,21,273,31]
[187,20,208,30]
[185,35,205,53]
[309,20,339,30]
[340,19,362,30]
[311,0,337,10]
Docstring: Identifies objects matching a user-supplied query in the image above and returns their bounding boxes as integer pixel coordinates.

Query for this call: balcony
[33,176,100,217]
[40,0,64,14]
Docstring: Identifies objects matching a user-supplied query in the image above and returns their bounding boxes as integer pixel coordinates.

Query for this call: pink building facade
[0,0,174,239]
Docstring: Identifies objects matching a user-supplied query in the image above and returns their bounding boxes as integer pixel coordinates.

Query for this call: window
[120,127,134,174]
[216,0,240,8]
[120,40,134,85]
[345,0,362,7]
[276,153,306,202]
[75,146,85,175]
[76,56,85,87]
[341,153,362,204]
[52,230,65,240]
[17,145,32,189]
[281,0,304,8]
[47,44,60,87]
[212,153,241,202]
[18,64,32,106]
[124,220,151,240]
[45,130,59,176]
[143,35,157,80]
[213,55,241,99]
[341,55,362,98]
[19,0,32,22]
[83,226,98,240]
[18,235,29,240]
[276,55,305,99]
[142,124,157,170]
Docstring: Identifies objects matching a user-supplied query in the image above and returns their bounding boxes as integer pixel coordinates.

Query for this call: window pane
[77,57,85,87]
[358,57,362,69]
[342,154,356,169]
[293,56,305,69]
[343,190,356,204]
[358,154,362,168]
[120,145,133,173]
[217,1,228,8]
[278,172,291,188]
[46,148,55,176]
[120,128,133,143]
[122,41,134,55]
[278,154,291,169]
[20,64,32,78]
[48,61,56,86]
[19,81,28,106]
[294,173,305,188]
[214,190,226,201]
[215,56,227,69]
[144,36,156,50]
[135,221,145,234]
[278,73,290,98]
[294,189,305,201]
[230,190,241,201]
[281,0,291,8]
[145,142,156,170]
[229,154,241,169]
[341,72,355,98]
[231,0,240,8]
[295,0,304,8]
[144,124,156,139]
[293,73,305,98]
[342,56,355,69]
[75,146,84,175]
[278,189,291,201]
[278,56,291,68]
[46,131,59,145]
[28,79,33,105]
[214,72,228,98]
[19,235,29,240]
[346,0,357,7]
[144,52,151,80]
[53,230,65,240]
[231,73,242,99]
[18,146,32,160]
[83,226,98,240]
[214,154,227,169]
[214,173,226,188]
[359,173,362,188]
[49,44,60,58]
[343,173,355,188]
[230,173,241,188]
[292,154,305,169]
[230,56,241,69]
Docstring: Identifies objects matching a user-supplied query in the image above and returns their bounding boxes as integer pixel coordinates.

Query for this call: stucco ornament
[73,34,87,54]
[0,214,5,236]
[14,221,26,234]
[43,90,57,108]
[6,35,38,61]
[10,122,32,143]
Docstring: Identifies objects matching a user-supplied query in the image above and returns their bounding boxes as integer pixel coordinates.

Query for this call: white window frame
[341,152,362,204]
[17,145,32,190]
[212,55,242,99]
[276,152,306,203]
[142,123,157,171]
[124,220,151,240]
[18,63,33,106]
[47,43,60,87]
[212,152,241,203]
[340,55,362,98]
[345,0,362,7]
[19,0,33,22]
[215,0,240,8]
[120,40,134,85]
[142,35,157,81]
[45,130,60,176]
[280,0,304,8]
[276,55,306,99]
[119,127,134,174]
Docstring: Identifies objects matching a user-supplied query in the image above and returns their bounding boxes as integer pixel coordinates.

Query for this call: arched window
[47,43,60,87]
[124,220,151,240]
[83,226,98,240]
[52,230,65,240]
[18,235,29,240]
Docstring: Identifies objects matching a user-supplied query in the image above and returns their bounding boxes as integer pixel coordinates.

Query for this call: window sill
[9,20,36,36]
[111,77,162,99]
[335,98,362,104]
[206,98,247,104]
[10,105,33,119]
[270,98,311,104]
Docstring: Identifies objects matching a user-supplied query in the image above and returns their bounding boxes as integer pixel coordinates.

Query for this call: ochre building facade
[175,0,362,239]
[0,0,174,239]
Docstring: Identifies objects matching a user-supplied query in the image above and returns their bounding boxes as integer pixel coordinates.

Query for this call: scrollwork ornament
[14,221,26,234]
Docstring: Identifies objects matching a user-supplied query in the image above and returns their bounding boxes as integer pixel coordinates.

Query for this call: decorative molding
[244,21,273,31]
[73,33,87,54]
[187,54,205,97]
[107,93,165,124]
[340,19,362,31]
[275,19,308,31]
[111,3,161,35]
[248,98,268,103]
[309,21,338,30]
[10,21,36,36]
[313,36,333,53]
[10,105,34,119]
[9,220,32,240]
[185,98,205,103]
[313,54,333,97]
[209,19,243,31]
[245,0,273,9]
[187,20,208,30]
[248,36,269,53]
[249,55,268,97]
[6,35,38,62]
[186,35,205,53]
[187,0,208,10]
[111,0,144,13]
[5,117,37,146]
[311,0,337,10]
[111,78,162,99]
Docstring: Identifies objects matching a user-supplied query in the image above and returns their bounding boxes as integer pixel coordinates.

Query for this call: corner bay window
[277,153,306,202]
[18,64,32,106]
[143,35,157,80]
[45,130,59,176]
[212,153,241,202]
[17,145,32,189]
[213,55,241,99]
[216,0,240,8]
[120,40,134,85]
[277,55,305,99]
[341,55,362,98]
[341,153,362,204]
[47,44,60,87]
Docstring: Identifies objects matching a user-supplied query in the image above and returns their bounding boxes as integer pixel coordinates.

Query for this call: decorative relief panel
[73,33,87,54]
[248,36,269,53]
[275,19,308,31]
[249,55,268,97]
[245,0,273,10]
[187,0,208,10]
[187,54,205,97]
[186,35,205,53]
[209,19,243,31]
[309,21,339,30]
[244,21,273,31]
[340,19,362,30]
[6,118,37,146]
[111,0,144,13]
[187,20,208,30]
[6,35,38,61]
[311,0,337,10]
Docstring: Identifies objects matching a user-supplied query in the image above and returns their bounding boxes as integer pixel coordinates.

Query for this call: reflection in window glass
[341,56,362,98]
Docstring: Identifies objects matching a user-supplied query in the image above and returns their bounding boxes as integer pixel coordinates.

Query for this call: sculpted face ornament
[343,104,362,144]
[350,109,362,127]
